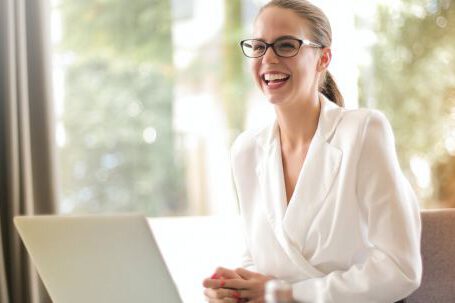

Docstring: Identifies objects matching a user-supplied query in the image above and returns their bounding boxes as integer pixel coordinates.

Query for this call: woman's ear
[317,48,332,72]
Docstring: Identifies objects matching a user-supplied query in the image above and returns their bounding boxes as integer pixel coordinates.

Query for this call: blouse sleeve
[292,111,422,303]
[230,148,256,272]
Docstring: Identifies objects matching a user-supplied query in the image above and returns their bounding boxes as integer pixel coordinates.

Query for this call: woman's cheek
[250,62,261,86]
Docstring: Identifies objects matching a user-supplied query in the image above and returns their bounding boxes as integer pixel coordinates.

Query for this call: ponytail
[320,71,344,107]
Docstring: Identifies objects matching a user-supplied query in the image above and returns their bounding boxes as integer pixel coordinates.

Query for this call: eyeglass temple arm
[302,39,323,48]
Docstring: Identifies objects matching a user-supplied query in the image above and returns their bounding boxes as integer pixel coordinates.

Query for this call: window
[356,0,455,209]
[52,0,455,215]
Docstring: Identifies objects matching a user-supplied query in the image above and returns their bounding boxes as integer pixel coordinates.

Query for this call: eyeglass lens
[242,39,301,58]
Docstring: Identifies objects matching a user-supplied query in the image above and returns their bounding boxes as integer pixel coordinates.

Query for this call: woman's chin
[266,94,287,106]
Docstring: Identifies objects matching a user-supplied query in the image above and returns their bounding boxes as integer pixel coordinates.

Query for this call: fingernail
[211,273,219,279]
[232,291,240,299]
[220,280,225,287]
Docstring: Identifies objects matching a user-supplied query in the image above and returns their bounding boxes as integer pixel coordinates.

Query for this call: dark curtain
[0,0,57,302]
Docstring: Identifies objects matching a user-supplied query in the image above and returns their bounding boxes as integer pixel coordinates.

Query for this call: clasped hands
[202,267,273,303]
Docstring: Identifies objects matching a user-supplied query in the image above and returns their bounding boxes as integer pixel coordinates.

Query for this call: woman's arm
[230,142,257,272]
[291,111,422,303]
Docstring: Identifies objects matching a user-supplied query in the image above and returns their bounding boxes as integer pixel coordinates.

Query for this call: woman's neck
[275,93,321,150]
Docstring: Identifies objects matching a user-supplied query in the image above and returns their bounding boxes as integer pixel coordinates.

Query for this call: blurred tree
[222,0,247,136]
[57,0,185,215]
[434,155,455,208]
[360,0,455,207]
[174,0,248,138]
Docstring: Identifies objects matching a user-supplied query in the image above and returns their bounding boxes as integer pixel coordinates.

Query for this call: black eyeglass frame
[239,37,323,58]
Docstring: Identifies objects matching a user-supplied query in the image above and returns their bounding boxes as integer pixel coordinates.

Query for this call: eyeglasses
[239,37,322,58]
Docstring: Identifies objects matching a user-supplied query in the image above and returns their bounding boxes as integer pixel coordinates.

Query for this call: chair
[406,209,455,302]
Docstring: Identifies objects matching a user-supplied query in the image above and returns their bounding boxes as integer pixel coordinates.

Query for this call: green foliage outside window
[57,0,185,215]
[360,0,455,207]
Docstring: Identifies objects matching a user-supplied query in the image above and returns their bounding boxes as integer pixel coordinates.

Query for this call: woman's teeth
[263,73,290,85]
[264,73,289,81]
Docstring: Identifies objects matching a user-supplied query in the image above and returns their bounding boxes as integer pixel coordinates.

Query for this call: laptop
[14,214,183,303]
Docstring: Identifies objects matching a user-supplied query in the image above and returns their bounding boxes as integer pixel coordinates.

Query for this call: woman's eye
[278,43,296,49]
[253,44,265,51]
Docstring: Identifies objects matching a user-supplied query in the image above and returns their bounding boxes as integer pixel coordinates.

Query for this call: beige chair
[407,209,455,302]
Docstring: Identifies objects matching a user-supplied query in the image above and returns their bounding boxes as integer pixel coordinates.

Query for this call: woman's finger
[205,294,225,303]
[205,287,233,299]
[204,277,252,289]
[235,267,256,280]
[205,296,237,303]
[236,289,256,299]
[204,287,215,298]
[205,287,228,299]
[211,267,241,279]
[205,286,255,302]
[203,278,226,289]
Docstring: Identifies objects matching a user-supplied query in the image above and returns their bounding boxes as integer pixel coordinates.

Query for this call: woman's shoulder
[340,106,388,123]
[336,107,394,145]
[230,123,272,160]
[338,107,391,133]
[321,97,391,139]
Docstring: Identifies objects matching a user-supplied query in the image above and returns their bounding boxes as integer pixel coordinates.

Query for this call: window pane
[357,0,455,208]
[53,0,185,215]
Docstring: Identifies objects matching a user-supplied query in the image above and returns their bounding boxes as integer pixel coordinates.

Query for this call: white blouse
[230,95,422,303]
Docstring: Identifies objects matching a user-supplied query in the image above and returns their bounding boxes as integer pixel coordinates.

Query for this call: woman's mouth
[262,72,290,89]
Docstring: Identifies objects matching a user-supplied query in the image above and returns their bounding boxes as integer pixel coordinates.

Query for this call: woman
[203,0,422,302]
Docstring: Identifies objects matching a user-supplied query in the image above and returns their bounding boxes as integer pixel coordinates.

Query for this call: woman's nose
[262,46,280,64]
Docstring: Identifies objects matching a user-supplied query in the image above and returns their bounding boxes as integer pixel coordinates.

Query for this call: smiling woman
[203,1,421,302]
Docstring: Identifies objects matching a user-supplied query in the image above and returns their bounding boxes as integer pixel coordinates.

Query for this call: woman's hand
[232,268,273,303]
[203,267,246,302]
[202,267,272,303]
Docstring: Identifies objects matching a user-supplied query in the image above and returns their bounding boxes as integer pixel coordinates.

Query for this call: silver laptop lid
[14,214,183,303]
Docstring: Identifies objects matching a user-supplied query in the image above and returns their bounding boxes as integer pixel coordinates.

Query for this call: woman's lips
[261,73,290,89]
[266,78,288,89]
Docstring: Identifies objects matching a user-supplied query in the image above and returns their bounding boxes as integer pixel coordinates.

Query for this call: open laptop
[14,214,183,303]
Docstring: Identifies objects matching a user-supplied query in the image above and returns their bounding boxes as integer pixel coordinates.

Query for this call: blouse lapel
[255,95,343,278]
[282,128,342,251]
[255,121,287,228]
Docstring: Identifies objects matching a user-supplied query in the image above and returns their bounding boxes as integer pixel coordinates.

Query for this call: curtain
[0,0,57,302]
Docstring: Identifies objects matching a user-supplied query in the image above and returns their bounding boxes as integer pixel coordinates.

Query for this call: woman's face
[252,7,323,106]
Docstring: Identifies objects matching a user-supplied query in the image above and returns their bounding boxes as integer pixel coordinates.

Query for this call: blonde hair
[259,0,344,107]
